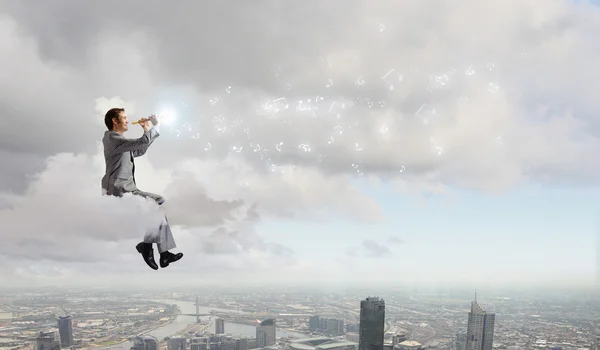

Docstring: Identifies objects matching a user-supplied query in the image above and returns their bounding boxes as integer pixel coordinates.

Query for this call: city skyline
[4,288,597,350]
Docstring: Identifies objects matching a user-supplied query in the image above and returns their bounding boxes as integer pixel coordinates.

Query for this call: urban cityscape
[0,286,598,350]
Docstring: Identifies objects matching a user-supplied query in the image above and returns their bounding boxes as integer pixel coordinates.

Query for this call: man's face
[113,112,129,133]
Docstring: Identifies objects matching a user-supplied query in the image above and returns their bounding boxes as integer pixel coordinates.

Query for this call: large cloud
[1,0,600,284]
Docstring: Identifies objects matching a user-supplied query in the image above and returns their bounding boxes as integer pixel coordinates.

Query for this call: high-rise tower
[358,297,385,350]
[465,293,495,350]
[57,316,73,348]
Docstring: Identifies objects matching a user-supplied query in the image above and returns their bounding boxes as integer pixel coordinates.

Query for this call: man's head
[104,108,128,134]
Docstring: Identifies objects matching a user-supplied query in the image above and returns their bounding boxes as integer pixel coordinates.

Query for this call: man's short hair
[104,108,125,130]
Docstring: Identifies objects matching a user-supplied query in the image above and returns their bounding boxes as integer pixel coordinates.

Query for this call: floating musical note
[415,104,436,125]
[272,97,289,112]
[298,144,312,152]
[381,69,403,91]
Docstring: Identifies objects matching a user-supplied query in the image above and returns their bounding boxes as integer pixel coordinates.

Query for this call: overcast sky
[1,0,600,289]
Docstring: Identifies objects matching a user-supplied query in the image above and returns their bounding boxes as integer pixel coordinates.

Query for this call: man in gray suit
[102,107,183,270]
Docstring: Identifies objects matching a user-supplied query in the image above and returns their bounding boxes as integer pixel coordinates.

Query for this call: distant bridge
[180,314,211,317]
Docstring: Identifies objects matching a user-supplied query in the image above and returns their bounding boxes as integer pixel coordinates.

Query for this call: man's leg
[132,190,183,268]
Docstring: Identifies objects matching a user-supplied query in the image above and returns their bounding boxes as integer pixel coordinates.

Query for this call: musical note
[382,69,403,91]
[298,144,312,152]
[415,104,436,125]
[276,142,283,152]
[204,142,212,151]
[296,100,312,112]
[272,97,289,112]
[326,78,333,88]
[226,86,232,94]
[487,82,499,94]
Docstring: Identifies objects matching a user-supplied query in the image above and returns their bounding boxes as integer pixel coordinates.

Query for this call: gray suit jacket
[101,126,160,196]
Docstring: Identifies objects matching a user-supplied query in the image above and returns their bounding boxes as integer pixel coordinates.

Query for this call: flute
[131,115,160,125]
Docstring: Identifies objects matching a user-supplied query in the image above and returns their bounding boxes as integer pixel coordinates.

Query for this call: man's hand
[149,114,159,126]
[139,119,151,132]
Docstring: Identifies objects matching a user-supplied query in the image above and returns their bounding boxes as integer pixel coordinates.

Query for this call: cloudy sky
[1,0,600,288]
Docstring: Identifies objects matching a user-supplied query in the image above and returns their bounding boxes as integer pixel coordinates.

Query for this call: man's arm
[108,127,160,155]
[132,125,161,157]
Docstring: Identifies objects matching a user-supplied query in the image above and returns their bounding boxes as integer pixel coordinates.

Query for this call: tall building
[131,336,158,350]
[359,297,385,350]
[191,338,208,350]
[35,330,61,350]
[454,333,466,350]
[235,338,248,350]
[256,319,276,348]
[309,316,320,331]
[216,318,225,334]
[57,316,73,348]
[168,337,187,350]
[465,296,495,350]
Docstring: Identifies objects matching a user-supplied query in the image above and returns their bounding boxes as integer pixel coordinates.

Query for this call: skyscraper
[168,337,187,350]
[256,319,276,348]
[131,336,158,350]
[216,318,225,334]
[465,295,495,350]
[57,316,73,348]
[359,297,385,350]
[35,330,60,350]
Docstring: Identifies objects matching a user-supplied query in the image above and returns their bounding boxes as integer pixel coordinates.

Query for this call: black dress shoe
[136,242,158,270]
[159,251,183,268]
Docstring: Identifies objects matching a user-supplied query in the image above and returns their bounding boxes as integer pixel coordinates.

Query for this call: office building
[465,296,495,350]
[168,337,187,350]
[191,338,208,350]
[236,338,248,350]
[216,318,226,334]
[392,335,407,346]
[256,319,276,348]
[359,297,385,350]
[309,316,321,331]
[35,330,61,350]
[57,316,73,348]
[454,333,466,350]
[131,336,158,350]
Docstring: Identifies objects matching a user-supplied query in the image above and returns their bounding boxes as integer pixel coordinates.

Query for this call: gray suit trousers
[132,190,177,254]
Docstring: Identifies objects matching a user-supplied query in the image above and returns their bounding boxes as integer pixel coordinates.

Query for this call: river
[100,299,308,350]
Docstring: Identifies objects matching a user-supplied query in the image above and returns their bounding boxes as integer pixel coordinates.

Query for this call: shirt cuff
[152,125,160,133]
